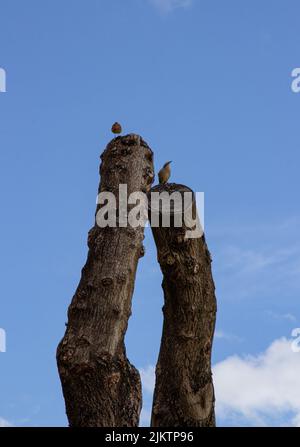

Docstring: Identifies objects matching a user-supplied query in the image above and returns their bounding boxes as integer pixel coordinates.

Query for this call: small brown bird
[111,122,122,135]
[158,161,172,184]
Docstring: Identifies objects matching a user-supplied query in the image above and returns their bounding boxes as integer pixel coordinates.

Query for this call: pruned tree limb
[149,183,217,427]
[57,134,154,427]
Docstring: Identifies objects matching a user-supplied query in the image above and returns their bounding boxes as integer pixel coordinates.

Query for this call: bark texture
[149,183,217,427]
[57,134,154,427]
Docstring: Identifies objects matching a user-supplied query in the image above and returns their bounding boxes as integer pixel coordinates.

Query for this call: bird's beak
[168,161,172,165]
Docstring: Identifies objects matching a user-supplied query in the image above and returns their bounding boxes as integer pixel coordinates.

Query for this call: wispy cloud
[214,337,300,426]
[266,310,296,322]
[209,216,300,239]
[211,218,300,300]
[218,245,299,276]
[215,330,243,343]
[149,0,193,14]
[0,417,13,427]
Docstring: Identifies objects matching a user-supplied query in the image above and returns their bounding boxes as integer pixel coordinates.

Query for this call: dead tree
[149,183,217,427]
[57,134,154,427]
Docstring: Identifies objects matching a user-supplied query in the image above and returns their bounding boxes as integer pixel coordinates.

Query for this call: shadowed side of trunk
[57,134,154,427]
[149,183,217,427]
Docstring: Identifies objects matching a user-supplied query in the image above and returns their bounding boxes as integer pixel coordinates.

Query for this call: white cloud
[139,366,156,427]
[140,365,155,394]
[149,0,192,14]
[139,337,300,426]
[291,413,300,427]
[0,417,13,427]
[214,337,300,426]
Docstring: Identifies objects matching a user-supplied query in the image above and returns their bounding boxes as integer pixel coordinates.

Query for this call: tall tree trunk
[149,183,217,427]
[57,134,154,427]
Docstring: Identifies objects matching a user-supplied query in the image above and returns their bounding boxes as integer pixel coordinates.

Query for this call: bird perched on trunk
[111,122,122,135]
[158,161,172,184]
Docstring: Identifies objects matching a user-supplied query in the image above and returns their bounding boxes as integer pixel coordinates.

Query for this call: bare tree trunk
[149,183,217,427]
[57,134,154,427]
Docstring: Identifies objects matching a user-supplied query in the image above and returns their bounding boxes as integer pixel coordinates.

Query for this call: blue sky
[0,0,300,427]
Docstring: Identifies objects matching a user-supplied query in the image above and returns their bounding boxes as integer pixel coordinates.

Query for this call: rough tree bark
[149,183,217,427]
[57,134,154,427]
